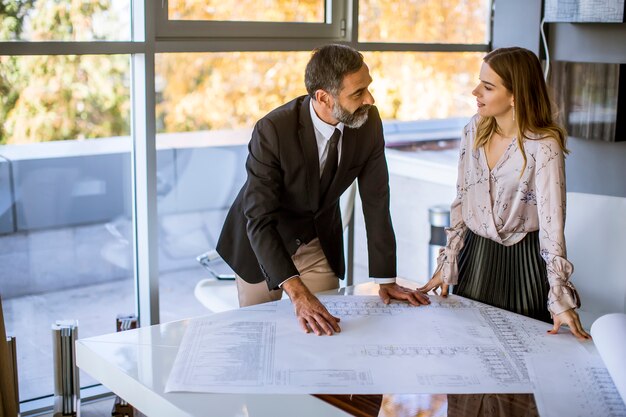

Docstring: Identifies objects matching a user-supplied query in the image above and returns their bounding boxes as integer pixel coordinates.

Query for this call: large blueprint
[528,313,626,417]
[165,294,596,396]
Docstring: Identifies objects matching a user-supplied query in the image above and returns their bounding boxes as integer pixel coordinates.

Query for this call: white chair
[565,192,626,329]
[194,181,358,313]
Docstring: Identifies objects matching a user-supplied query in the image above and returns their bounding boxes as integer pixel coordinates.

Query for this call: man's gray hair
[304,44,364,99]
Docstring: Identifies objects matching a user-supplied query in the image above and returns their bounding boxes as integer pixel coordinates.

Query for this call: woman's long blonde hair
[474,47,568,172]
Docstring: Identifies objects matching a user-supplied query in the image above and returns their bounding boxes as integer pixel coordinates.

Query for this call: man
[217,44,429,335]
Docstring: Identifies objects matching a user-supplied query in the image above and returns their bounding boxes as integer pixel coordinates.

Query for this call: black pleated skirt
[455,230,551,323]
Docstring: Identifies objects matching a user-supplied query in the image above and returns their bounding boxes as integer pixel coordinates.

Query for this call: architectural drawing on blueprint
[529,355,626,417]
[166,295,589,395]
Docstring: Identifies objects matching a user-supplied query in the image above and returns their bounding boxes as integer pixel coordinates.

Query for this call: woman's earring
[512,104,515,121]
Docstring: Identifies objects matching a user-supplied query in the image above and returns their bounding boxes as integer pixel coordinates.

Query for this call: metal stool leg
[111,315,138,417]
[52,320,79,417]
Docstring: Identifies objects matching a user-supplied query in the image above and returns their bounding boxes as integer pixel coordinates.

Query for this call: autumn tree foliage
[157,0,486,132]
[168,0,323,22]
[1,0,488,145]
[0,0,129,144]
[359,0,489,44]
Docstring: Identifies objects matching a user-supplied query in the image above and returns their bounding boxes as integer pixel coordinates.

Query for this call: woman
[419,47,590,339]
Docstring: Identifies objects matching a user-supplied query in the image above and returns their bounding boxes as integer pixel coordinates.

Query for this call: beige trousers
[236,238,339,307]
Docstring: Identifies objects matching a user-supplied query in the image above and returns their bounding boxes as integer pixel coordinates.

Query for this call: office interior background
[0,0,625,415]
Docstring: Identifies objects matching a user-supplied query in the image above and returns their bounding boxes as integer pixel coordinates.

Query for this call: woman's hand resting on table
[418,269,449,297]
[420,270,591,340]
[549,308,591,340]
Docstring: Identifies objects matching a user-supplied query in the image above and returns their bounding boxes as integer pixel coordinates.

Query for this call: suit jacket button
[295,239,302,246]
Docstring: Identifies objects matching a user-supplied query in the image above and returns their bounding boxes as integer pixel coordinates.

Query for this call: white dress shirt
[310,99,344,175]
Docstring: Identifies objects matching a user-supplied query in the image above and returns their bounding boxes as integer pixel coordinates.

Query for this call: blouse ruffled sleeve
[534,139,581,315]
[436,121,471,285]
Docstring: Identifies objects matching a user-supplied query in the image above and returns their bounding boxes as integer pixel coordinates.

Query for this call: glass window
[152,50,481,321]
[156,51,310,134]
[168,0,325,23]
[359,0,492,44]
[0,54,133,401]
[364,51,483,120]
[154,51,481,135]
[156,0,342,38]
[0,0,131,41]
[155,51,310,322]
[1,0,493,407]
[0,55,131,144]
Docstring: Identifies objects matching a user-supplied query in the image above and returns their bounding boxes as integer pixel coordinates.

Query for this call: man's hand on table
[379,282,431,306]
[282,277,341,336]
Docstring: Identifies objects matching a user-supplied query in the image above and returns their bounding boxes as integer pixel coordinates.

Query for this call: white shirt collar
[309,99,344,140]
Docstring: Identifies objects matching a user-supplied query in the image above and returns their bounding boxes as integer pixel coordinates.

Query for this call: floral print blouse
[437,115,580,316]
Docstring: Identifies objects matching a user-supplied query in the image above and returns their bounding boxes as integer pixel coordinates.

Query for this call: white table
[76,283,389,417]
[77,281,618,417]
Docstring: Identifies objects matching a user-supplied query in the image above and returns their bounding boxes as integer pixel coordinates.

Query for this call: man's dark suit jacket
[216,95,396,290]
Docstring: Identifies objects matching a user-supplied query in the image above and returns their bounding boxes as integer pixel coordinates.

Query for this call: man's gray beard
[332,102,371,129]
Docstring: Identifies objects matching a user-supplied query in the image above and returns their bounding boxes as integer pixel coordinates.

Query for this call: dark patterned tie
[319,128,341,200]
